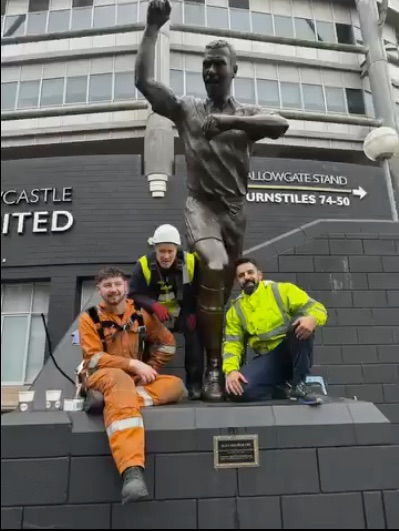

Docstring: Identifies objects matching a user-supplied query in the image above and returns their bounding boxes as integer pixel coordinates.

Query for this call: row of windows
[170,70,371,116]
[1,72,143,110]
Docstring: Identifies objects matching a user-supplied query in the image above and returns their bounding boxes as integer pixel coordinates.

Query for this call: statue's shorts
[184,195,246,259]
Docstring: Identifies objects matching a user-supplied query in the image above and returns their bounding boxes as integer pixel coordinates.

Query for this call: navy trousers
[232,332,314,402]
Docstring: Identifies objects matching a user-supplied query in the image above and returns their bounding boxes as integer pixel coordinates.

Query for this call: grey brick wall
[249,223,399,443]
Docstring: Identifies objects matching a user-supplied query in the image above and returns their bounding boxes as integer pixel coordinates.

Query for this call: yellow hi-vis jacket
[223,280,328,375]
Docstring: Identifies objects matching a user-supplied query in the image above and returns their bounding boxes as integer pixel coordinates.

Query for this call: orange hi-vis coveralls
[79,299,185,474]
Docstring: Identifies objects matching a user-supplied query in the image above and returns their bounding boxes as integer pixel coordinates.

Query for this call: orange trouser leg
[88,368,144,474]
[136,375,186,408]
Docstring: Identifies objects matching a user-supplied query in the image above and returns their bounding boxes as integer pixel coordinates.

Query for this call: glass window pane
[48,10,70,32]
[1,316,29,383]
[32,284,50,314]
[302,84,325,111]
[207,6,228,30]
[65,76,87,104]
[29,0,49,12]
[17,80,40,109]
[139,1,148,23]
[1,82,17,110]
[336,23,353,44]
[81,281,101,311]
[4,14,26,37]
[89,73,113,102]
[93,5,115,28]
[184,3,205,26]
[25,315,46,384]
[280,82,302,109]
[114,72,135,100]
[73,0,93,7]
[257,79,280,108]
[186,72,205,98]
[234,77,255,104]
[295,17,317,40]
[274,15,294,38]
[2,285,33,312]
[325,86,346,113]
[229,0,248,7]
[316,20,336,43]
[346,88,365,115]
[170,0,182,24]
[117,3,137,25]
[40,78,64,107]
[27,12,47,34]
[252,12,272,35]
[230,8,250,32]
[170,69,184,96]
[364,91,375,118]
[353,26,363,45]
[71,7,92,30]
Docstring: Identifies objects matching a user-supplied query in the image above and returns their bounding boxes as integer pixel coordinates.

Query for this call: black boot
[202,358,224,402]
[186,381,202,401]
[121,466,148,504]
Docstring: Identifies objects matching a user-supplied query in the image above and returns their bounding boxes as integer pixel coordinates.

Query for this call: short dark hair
[235,257,259,271]
[95,267,126,284]
[205,39,237,66]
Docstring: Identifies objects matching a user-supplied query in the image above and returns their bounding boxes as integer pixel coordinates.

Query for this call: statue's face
[203,46,237,101]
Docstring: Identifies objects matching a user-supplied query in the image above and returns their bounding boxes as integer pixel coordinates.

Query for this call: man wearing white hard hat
[129,225,203,400]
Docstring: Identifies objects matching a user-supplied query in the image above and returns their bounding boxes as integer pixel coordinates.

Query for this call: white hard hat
[148,224,181,246]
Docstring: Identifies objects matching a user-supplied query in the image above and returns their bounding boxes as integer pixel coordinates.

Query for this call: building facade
[1,0,399,408]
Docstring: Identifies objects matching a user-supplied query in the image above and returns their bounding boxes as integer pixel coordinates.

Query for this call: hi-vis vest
[139,251,196,317]
[223,280,328,374]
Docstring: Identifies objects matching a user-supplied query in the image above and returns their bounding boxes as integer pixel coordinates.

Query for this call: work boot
[121,466,148,504]
[187,382,202,401]
[288,381,323,406]
[202,365,224,402]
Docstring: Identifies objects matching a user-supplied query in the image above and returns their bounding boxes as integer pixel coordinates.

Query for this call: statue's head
[203,39,238,101]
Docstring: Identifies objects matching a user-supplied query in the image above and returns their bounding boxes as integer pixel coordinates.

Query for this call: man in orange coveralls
[79,267,185,504]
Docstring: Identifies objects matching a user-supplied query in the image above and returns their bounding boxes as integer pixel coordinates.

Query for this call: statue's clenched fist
[147,0,171,29]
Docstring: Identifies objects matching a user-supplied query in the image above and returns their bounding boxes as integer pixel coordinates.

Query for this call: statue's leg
[185,197,228,401]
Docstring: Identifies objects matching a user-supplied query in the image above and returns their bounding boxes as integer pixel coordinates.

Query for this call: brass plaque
[213,434,259,469]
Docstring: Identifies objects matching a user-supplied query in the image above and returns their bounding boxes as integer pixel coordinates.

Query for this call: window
[353,26,363,45]
[27,12,47,35]
[234,77,255,104]
[17,80,40,109]
[280,82,302,109]
[295,18,317,41]
[89,73,113,102]
[71,6,92,30]
[170,69,184,96]
[4,15,26,37]
[48,10,70,32]
[325,86,346,113]
[336,23,354,45]
[170,0,182,23]
[302,84,325,111]
[230,8,250,32]
[117,3,137,25]
[274,16,294,38]
[229,0,249,8]
[184,2,205,26]
[346,88,365,115]
[65,76,88,104]
[40,78,64,107]
[316,21,336,43]
[1,82,17,110]
[207,6,228,30]
[257,79,280,108]
[1,284,50,385]
[81,280,101,311]
[364,91,375,118]
[73,0,93,7]
[114,72,135,100]
[93,5,115,29]
[1,1,6,17]
[252,12,273,35]
[29,0,49,12]
[186,71,205,98]
[139,1,148,23]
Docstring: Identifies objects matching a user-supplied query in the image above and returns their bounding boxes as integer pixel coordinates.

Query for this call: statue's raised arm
[135,0,182,122]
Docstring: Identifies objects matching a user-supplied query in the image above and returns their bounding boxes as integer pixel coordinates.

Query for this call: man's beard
[243,280,259,296]
[105,293,125,306]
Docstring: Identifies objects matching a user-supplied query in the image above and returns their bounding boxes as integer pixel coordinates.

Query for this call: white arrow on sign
[352,186,367,200]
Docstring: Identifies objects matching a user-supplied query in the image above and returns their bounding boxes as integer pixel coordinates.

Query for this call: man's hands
[130,359,158,385]
[151,302,171,322]
[225,370,248,396]
[292,316,317,340]
[147,0,171,29]
[203,114,234,140]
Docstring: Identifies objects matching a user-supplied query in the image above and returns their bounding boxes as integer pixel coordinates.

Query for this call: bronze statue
[135,0,289,401]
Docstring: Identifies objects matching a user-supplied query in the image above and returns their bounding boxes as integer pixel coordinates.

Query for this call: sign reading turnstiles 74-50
[247,170,368,207]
